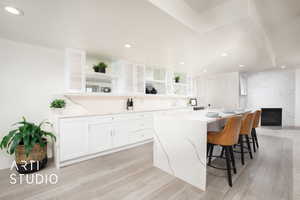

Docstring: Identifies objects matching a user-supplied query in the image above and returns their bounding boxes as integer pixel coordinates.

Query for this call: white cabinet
[58,113,154,166]
[113,122,130,148]
[60,118,88,161]
[240,73,247,96]
[65,48,86,92]
[88,123,113,154]
[133,64,145,94]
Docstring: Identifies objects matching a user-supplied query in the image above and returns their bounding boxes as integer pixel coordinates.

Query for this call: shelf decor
[93,62,108,73]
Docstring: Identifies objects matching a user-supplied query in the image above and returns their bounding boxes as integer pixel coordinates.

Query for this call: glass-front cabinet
[64,48,194,97]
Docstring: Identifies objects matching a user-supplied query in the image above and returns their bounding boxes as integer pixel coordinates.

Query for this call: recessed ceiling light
[203,69,207,73]
[239,64,245,68]
[4,6,23,16]
[280,65,286,69]
[221,52,228,57]
[124,44,131,48]
[180,62,185,65]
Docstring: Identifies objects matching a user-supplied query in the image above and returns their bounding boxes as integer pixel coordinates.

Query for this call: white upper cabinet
[166,70,174,95]
[64,48,194,97]
[240,73,247,96]
[65,48,86,92]
[133,64,145,94]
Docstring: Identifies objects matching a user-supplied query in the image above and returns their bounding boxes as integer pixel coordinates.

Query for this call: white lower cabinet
[112,122,130,148]
[59,113,154,165]
[88,123,113,154]
[60,118,88,162]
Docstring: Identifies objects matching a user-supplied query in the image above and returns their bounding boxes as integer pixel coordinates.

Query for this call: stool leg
[229,146,237,174]
[225,146,233,187]
[240,135,245,165]
[208,144,214,165]
[254,128,259,148]
[220,147,225,158]
[246,135,253,159]
[251,128,256,152]
[207,144,210,157]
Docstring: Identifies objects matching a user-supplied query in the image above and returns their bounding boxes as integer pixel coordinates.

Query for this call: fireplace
[261,108,282,126]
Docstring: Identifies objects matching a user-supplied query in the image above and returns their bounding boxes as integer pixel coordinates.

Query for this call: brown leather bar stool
[238,113,255,165]
[207,116,242,187]
[251,110,261,152]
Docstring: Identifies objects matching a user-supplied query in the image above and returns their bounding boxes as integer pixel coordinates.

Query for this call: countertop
[52,107,192,119]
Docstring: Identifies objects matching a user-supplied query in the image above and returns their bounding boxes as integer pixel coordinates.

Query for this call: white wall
[0,38,65,169]
[295,69,300,127]
[247,70,296,127]
[196,72,240,109]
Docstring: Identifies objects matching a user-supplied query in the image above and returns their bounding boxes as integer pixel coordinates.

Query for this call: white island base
[153,114,208,191]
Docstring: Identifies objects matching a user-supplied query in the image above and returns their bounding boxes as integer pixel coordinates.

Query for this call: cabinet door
[187,75,193,97]
[133,64,145,94]
[88,123,113,154]
[65,48,86,92]
[166,70,174,95]
[113,122,130,148]
[60,118,88,161]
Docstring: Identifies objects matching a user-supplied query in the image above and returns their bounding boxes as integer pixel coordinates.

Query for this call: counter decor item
[189,98,197,106]
[101,87,111,93]
[50,99,66,115]
[0,117,56,173]
[175,75,180,83]
[93,62,108,73]
[50,99,66,109]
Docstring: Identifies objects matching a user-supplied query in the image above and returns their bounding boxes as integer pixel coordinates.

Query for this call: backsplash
[58,96,189,116]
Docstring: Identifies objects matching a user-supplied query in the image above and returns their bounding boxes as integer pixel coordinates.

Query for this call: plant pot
[52,108,64,115]
[94,68,106,73]
[15,142,48,174]
[175,79,180,83]
[99,68,106,73]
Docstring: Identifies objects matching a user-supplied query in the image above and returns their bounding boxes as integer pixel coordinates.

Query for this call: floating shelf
[173,83,187,86]
[145,79,165,84]
[85,72,118,80]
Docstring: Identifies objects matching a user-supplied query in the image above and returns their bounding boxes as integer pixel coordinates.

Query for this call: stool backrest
[221,116,243,145]
[240,113,255,135]
[253,110,261,128]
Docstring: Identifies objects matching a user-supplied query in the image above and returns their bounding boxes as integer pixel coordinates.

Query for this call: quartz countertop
[52,107,192,119]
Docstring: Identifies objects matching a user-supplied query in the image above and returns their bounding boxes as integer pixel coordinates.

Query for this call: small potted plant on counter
[50,99,66,114]
[0,117,56,173]
[175,75,180,83]
[93,62,108,73]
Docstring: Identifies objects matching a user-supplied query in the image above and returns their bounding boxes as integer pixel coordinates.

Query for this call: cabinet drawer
[129,129,154,143]
[88,116,115,124]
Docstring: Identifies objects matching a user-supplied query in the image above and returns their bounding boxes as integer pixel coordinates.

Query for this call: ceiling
[0,0,299,75]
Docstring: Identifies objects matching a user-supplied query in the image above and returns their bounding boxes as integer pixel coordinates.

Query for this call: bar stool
[238,113,255,165]
[251,110,261,152]
[207,116,242,187]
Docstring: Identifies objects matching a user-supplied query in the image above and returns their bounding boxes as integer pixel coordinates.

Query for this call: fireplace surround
[261,108,282,126]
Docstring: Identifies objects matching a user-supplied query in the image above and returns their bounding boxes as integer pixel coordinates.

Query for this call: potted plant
[175,76,180,83]
[0,117,56,174]
[50,99,66,114]
[93,62,108,73]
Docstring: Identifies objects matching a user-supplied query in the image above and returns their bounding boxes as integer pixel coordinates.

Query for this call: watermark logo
[9,160,58,185]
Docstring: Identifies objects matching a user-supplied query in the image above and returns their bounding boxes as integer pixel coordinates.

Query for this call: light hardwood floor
[0,132,293,200]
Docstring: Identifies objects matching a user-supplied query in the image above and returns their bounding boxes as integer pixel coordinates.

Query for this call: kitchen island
[153,109,248,191]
